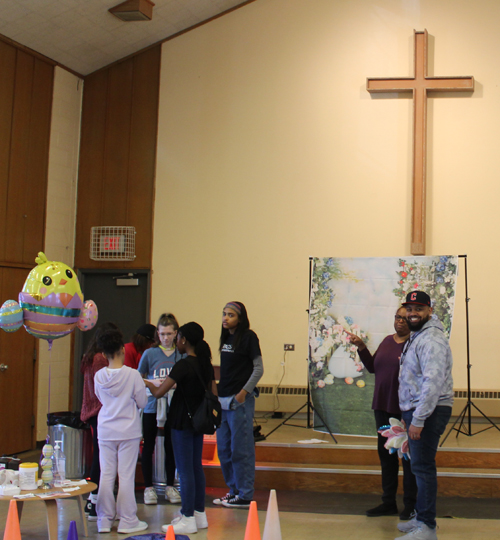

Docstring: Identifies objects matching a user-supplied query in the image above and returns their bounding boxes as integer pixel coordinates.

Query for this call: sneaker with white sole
[166,485,181,504]
[194,510,208,529]
[395,522,438,540]
[398,516,419,533]
[144,486,158,505]
[87,502,97,522]
[221,495,252,509]
[117,520,148,534]
[162,515,197,535]
[213,492,232,505]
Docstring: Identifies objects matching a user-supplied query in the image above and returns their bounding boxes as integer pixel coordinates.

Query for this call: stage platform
[203,413,500,498]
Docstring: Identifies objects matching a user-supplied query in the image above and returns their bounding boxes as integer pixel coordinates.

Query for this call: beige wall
[37,67,82,440]
[153,0,500,392]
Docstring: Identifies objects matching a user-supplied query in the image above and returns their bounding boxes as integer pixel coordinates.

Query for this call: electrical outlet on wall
[284,344,295,351]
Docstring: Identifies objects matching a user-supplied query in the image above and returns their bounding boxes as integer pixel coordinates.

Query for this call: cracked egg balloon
[18,252,86,342]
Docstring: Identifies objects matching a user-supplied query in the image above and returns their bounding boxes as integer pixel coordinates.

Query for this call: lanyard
[400,326,431,366]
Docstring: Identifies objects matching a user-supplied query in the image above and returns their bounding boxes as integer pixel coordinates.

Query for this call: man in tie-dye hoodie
[396,290,453,540]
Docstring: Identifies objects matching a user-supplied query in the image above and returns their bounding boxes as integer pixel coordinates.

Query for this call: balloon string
[48,356,51,415]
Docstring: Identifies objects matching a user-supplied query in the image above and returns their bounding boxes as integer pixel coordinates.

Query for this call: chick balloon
[0,252,98,348]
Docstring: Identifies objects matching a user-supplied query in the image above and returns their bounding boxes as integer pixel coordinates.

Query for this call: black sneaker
[400,508,417,521]
[213,493,232,505]
[88,502,97,522]
[84,498,92,515]
[366,502,398,517]
[222,495,252,509]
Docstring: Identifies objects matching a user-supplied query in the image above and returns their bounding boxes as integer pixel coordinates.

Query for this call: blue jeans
[216,393,255,501]
[402,406,451,529]
[171,428,205,517]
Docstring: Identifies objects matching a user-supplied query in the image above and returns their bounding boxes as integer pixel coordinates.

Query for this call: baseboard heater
[255,385,308,412]
[255,386,500,416]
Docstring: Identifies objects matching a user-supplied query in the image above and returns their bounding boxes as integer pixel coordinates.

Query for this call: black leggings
[87,415,99,494]
[141,412,176,487]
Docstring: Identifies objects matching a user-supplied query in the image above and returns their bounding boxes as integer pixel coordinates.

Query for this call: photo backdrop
[309,256,459,437]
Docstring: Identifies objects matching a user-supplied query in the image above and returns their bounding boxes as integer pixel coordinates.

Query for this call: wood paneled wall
[0,38,54,453]
[0,40,54,266]
[75,46,161,269]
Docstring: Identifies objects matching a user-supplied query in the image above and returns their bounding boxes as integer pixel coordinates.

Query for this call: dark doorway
[72,270,151,410]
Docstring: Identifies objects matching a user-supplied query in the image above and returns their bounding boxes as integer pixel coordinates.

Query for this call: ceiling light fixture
[109,0,155,22]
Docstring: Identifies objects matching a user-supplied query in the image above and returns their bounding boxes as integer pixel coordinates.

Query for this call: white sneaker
[162,515,197,534]
[398,517,419,533]
[117,520,148,534]
[194,510,208,529]
[144,486,157,505]
[395,522,438,540]
[166,485,182,504]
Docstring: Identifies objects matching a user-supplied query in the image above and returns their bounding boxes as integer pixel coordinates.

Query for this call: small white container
[19,463,38,491]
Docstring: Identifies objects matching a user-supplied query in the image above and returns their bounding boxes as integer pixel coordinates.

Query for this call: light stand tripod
[265,258,337,443]
[440,254,500,446]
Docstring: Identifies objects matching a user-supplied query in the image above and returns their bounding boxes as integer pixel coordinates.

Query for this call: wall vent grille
[276,386,308,396]
[454,390,500,399]
[258,386,275,395]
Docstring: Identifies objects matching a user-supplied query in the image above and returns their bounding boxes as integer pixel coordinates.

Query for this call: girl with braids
[145,322,216,535]
[138,313,184,505]
[94,327,148,534]
[80,322,118,521]
[213,302,264,509]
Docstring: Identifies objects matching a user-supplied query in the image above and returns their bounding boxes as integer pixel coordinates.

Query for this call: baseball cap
[402,290,431,307]
[136,323,157,341]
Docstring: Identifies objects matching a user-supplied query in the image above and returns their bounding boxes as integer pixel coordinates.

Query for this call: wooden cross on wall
[367,30,474,255]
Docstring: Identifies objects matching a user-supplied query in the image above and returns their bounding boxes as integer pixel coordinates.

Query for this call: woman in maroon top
[347,307,417,521]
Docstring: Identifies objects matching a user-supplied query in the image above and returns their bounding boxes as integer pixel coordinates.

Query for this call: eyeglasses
[394,315,406,321]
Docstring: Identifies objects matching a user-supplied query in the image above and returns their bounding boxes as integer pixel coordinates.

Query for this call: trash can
[47,411,92,479]
[152,427,166,495]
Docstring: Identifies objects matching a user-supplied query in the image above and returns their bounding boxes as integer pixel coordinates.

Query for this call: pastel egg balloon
[0,300,23,332]
[42,444,54,457]
[77,300,98,331]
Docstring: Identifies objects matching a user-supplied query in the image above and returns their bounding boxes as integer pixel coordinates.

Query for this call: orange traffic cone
[244,501,261,540]
[165,524,176,540]
[211,440,220,464]
[3,500,21,540]
[262,490,282,540]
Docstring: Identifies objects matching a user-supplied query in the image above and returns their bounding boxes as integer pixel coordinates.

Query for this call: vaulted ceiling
[0,0,251,76]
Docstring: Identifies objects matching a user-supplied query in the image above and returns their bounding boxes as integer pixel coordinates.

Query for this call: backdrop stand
[440,254,500,446]
[264,258,337,443]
